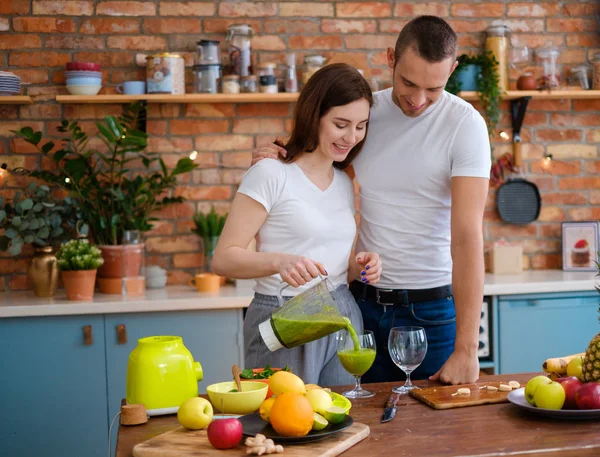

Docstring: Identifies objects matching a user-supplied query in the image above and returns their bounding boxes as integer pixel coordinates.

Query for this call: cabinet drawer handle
[83,325,93,346]
[117,324,128,345]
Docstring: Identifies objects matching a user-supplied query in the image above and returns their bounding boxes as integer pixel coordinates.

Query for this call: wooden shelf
[53,90,600,104]
[0,96,33,105]
[55,93,300,104]
[460,90,600,100]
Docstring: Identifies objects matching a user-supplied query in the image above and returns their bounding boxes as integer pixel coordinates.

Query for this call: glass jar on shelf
[535,43,562,90]
[258,62,278,93]
[302,54,326,86]
[226,24,253,77]
[241,75,258,93]
[484,24,510,92]
[192,64,222,93]
[569,65,591,90]
[222,74,240,94]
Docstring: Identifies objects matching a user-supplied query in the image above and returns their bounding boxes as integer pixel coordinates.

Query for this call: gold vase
[28,246,59,297]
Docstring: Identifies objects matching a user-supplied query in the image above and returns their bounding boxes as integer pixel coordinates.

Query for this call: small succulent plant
[56,238,104,271]
[0,182,81,256]
[192,206,228,238]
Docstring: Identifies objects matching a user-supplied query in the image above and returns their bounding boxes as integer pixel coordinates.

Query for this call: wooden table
[116,373,600,457]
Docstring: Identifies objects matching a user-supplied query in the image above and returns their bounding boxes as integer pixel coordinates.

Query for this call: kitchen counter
[115,373,600,457]
[0,270,597,318]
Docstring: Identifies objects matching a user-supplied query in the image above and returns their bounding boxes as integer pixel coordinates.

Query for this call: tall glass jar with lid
[226,24,253,77]
[484,24,510,91]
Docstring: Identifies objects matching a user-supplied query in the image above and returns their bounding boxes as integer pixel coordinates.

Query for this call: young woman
[212,63,382,386]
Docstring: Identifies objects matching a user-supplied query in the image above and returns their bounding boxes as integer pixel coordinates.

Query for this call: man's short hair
[394,16,458,63]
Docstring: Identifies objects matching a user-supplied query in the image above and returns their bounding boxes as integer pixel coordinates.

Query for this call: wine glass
[509,45,529,71]
[388,326,427,394]
[336,329,376,399]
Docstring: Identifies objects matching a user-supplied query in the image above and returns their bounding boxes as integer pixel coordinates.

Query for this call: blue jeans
[350,282,456,383]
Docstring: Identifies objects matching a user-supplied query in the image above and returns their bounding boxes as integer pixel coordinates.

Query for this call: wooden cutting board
[409,381,518,410]
[132,422,370,457]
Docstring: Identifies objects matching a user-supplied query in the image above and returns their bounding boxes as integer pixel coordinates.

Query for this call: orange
[259,397,276,423]
[270,392,314,437]
[269,371,305,396]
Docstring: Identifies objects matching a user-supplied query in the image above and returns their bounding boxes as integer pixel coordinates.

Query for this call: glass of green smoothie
[336,329,377,398]
[388,326,427,394]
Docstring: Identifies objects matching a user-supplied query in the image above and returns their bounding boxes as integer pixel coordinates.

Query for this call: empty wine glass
[388,326,427,394]
[509,45,529,71]
[336,329,376,399]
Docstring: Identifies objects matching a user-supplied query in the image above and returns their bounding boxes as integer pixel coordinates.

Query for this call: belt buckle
[375,288,395,305]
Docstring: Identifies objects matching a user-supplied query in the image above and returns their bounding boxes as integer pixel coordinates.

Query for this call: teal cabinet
[0,315,108,457]
[498,292,600,374]
[104,309,244,456]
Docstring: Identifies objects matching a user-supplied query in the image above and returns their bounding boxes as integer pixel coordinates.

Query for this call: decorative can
[146,53,185,95]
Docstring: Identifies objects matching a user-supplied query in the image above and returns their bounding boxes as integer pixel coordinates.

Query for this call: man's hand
[278,254,327,288]
[251,143,287,166]
[429,350,479,385]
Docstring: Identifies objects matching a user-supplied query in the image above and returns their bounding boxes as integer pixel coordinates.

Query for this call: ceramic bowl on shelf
[66,62,101,71]
[66,76,102,86]
[66,85,102,95]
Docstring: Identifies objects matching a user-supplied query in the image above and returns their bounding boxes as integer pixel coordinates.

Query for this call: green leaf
[24,234,35,244]
[37,226,50,239]
[12,216,21,227]
[0,236,10,251]
[41,141,55,154]
[96,123,116,143]
[52,149,68,162]
[32,131,42,145]
[5,228,18,239]
[20,198,34,211]
[28,182,37,192]
[0,210,6,223]
[8,242,22,256]
[106,115,123,139]
[29,219,39,230]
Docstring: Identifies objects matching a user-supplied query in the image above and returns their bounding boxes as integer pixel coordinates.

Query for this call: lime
[323,406,347,424]
[312,412,328,431]
[330,392,352,414]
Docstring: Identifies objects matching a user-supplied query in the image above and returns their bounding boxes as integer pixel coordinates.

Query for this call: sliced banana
[452,387,471,396]
[508,380,520,389]
[486,385,499,392]
[499,384,512,392]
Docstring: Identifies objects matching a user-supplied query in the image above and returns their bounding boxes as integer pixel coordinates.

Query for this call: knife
[381,393,400,423]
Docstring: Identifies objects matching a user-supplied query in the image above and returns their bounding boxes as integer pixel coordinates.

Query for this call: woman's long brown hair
[277,63,373,169]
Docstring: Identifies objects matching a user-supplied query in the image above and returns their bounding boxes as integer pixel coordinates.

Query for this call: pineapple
[582,259,600,382]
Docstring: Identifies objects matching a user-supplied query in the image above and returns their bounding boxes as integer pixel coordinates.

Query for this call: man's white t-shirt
[353,89,491,290]
[238,159,356,296]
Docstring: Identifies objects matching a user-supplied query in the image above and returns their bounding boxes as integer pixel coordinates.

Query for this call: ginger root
[245,434,284,455]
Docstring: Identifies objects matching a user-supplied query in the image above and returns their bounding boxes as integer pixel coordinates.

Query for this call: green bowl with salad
[241,365,291,398]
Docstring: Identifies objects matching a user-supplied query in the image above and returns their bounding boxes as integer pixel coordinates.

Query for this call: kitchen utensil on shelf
[232,364,243,392]
[126,336,203,416]
[496,96,542,225]
[381,393,399,423]
[258,276,348,351]
[388,326,427,394]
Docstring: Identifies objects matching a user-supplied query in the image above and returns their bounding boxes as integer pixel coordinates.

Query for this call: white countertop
[0,270,597,318]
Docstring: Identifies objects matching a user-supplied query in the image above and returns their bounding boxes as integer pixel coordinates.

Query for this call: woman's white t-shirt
[237,158,356,297]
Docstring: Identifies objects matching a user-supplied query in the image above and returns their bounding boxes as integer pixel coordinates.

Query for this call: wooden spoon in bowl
[232,364,243,392]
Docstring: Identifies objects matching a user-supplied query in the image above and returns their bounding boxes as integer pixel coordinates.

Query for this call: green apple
[525,375,552,406]
[566,356,584,381]
[178,397,214,430]
[534,381,566,410]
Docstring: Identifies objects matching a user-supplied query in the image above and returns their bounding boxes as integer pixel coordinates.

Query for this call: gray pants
[244,284,364,387]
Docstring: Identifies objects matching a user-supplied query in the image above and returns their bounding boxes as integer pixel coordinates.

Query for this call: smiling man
[252,16,491,386]
[349,16,491,385]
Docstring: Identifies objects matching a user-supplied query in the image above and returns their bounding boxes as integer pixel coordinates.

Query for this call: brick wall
[0,1,599,290]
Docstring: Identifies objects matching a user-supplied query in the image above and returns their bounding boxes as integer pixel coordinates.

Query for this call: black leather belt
[350,281,452,306]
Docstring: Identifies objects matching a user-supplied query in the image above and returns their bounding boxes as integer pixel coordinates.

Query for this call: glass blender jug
[226,24,253,77]
[259,277,350,351]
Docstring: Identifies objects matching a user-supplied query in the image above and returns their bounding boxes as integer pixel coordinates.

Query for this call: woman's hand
[251,143,287,166]
[277,254,327,288]
[355,252,381,285]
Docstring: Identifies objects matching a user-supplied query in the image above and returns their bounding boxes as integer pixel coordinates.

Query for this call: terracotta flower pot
[61,270,97,301]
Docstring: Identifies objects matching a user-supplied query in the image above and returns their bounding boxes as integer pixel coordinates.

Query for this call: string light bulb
[189,150,198,161]
[499,131,509,140]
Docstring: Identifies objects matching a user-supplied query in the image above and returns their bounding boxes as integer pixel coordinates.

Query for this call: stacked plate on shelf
[65,62,102,95]
[0,71,22,95]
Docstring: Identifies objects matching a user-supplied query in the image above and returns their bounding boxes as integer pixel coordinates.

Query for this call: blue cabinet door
[104,309,244,456]
[499,292,600,374]
[0,315,108,457]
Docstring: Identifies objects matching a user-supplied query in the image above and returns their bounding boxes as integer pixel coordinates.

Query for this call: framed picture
[562,221,600,271]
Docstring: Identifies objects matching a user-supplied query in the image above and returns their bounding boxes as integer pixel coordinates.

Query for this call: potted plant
[0,182,82,297]
[56,238,104,301]
[13,102,197,293]
[446,51,502,137]
[192,206,228,274]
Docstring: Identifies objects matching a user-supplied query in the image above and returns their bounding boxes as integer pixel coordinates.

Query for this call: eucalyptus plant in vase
[13,102,197,294]
[0,182,82,297]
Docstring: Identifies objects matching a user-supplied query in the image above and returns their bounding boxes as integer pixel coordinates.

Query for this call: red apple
[575,382,600,410]
[559,376,583,409]
[207,418,243,450]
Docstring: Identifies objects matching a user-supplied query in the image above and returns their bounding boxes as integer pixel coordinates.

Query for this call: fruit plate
[507,388,600,420]
[239,412,354,443]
